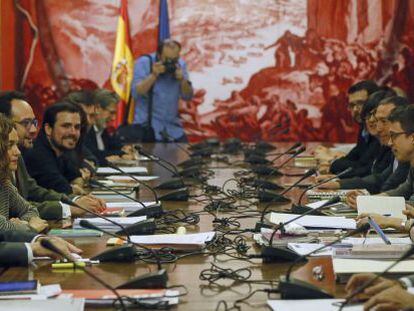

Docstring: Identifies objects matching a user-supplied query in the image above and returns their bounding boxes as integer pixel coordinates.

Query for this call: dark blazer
[83,127,124,165]
[332,133,382,178]
[331,135,382,178]
[23,131,81,194]
[339,160,410,194]
[14,156,65,220]
[0,231,37,266]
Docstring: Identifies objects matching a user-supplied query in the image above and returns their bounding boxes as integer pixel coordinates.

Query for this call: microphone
[159,129,192,156]
[74,220,168,289]
[339,244,414,310]
[102,162,163,217]
[89,179,161,218]
[135,146,188,190]
[104,161,160,203]
[252,146,306,176]
[40,239,127,311]
[245,142,301,165]
[279,223,371,300]
[297,167,353,205]
[62,194,156,236]
[254,169,317,232]
[267,196,341,245]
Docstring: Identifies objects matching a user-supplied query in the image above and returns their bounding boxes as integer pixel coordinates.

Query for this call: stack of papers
[96,166,148,175]
[111,232,216,250]
[268,213,357,230]
[106,175,159,182]
[268,299,362,311]
[61,289,179,307]
[73,216,147,231]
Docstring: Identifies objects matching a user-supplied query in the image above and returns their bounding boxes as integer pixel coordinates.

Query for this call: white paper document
[357,195,406,220]
[268,299,362,311]
[287,243,332,256]
[106,201,157,212]
[333,258,414,274]
[131,232,216,245]
[97,167,148,175]
[106,175,159,181]
[305,200,331,209]
[269,213,356,229]
[0,298,85,310]
[342,237,412,245]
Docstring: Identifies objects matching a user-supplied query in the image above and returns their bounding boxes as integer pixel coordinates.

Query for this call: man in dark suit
[84,89,133,165]
[317,80,379,176]
[0,230,81,266]
[0,91,105,218]
[24,101,92,195]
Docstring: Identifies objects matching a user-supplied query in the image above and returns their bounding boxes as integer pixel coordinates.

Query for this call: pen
[382,214,391,217]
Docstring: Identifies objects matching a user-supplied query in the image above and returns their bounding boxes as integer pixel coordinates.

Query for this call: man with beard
[0,92,105,218]
[24,101,91,195]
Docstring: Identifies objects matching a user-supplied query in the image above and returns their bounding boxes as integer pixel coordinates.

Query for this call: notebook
[357,196,406,220]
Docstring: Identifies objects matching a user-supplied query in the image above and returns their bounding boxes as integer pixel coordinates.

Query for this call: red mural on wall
[15,0,414,142]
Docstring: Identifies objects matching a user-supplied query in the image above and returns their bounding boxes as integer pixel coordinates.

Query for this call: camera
[163,58,178,75]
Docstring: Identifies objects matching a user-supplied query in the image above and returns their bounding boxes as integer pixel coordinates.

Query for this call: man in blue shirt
[132,39,193,142]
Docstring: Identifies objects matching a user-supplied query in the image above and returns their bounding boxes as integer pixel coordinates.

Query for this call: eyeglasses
[348,100,365,110]
[389,131,408,142]
[14,118,38,129]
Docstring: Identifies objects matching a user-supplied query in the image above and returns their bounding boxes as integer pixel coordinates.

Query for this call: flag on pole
[111,0,134,125]
[158,0,170,43]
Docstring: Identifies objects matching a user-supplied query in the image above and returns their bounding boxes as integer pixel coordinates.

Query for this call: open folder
[268,213,356,230]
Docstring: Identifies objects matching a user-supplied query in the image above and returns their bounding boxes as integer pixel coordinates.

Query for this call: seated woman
[0,114,48,232]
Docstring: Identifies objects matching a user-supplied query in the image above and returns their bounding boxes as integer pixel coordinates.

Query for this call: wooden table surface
[0,142,347,310]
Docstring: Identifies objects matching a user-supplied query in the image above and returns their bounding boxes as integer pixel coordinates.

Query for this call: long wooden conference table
[0,142,349,310]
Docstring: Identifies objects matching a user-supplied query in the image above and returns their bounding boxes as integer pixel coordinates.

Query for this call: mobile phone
[368,216,391,245]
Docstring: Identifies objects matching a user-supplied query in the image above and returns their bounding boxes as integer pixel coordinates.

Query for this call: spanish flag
[111,0,134,125]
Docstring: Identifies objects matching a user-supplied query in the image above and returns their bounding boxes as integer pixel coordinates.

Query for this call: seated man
[84,89,135,165]
[318,80,380,178]
[24,101,90,195]
[319,96,410,193]
[0,230,81,266]
[355,105,414,231]
[0,114,47,232]
[0,91,105,219]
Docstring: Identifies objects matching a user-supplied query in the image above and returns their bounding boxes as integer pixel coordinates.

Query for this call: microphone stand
[254,169,317,232]
[278,223,371,300]
[268,196,341,245]
[252,146,306,176]
[297,167,353,205]
[40,239,127,311]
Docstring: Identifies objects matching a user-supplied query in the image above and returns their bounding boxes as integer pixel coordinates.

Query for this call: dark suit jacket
[14,156,65,220]
[339,160,410,194]
[23,131,81,194]
[330,126,378,178]
[0,231,37,266]
[84,127,124,165]
[332,132,382,178]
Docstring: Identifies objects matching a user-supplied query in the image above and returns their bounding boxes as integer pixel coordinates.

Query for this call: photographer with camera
[131,39,193,142]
